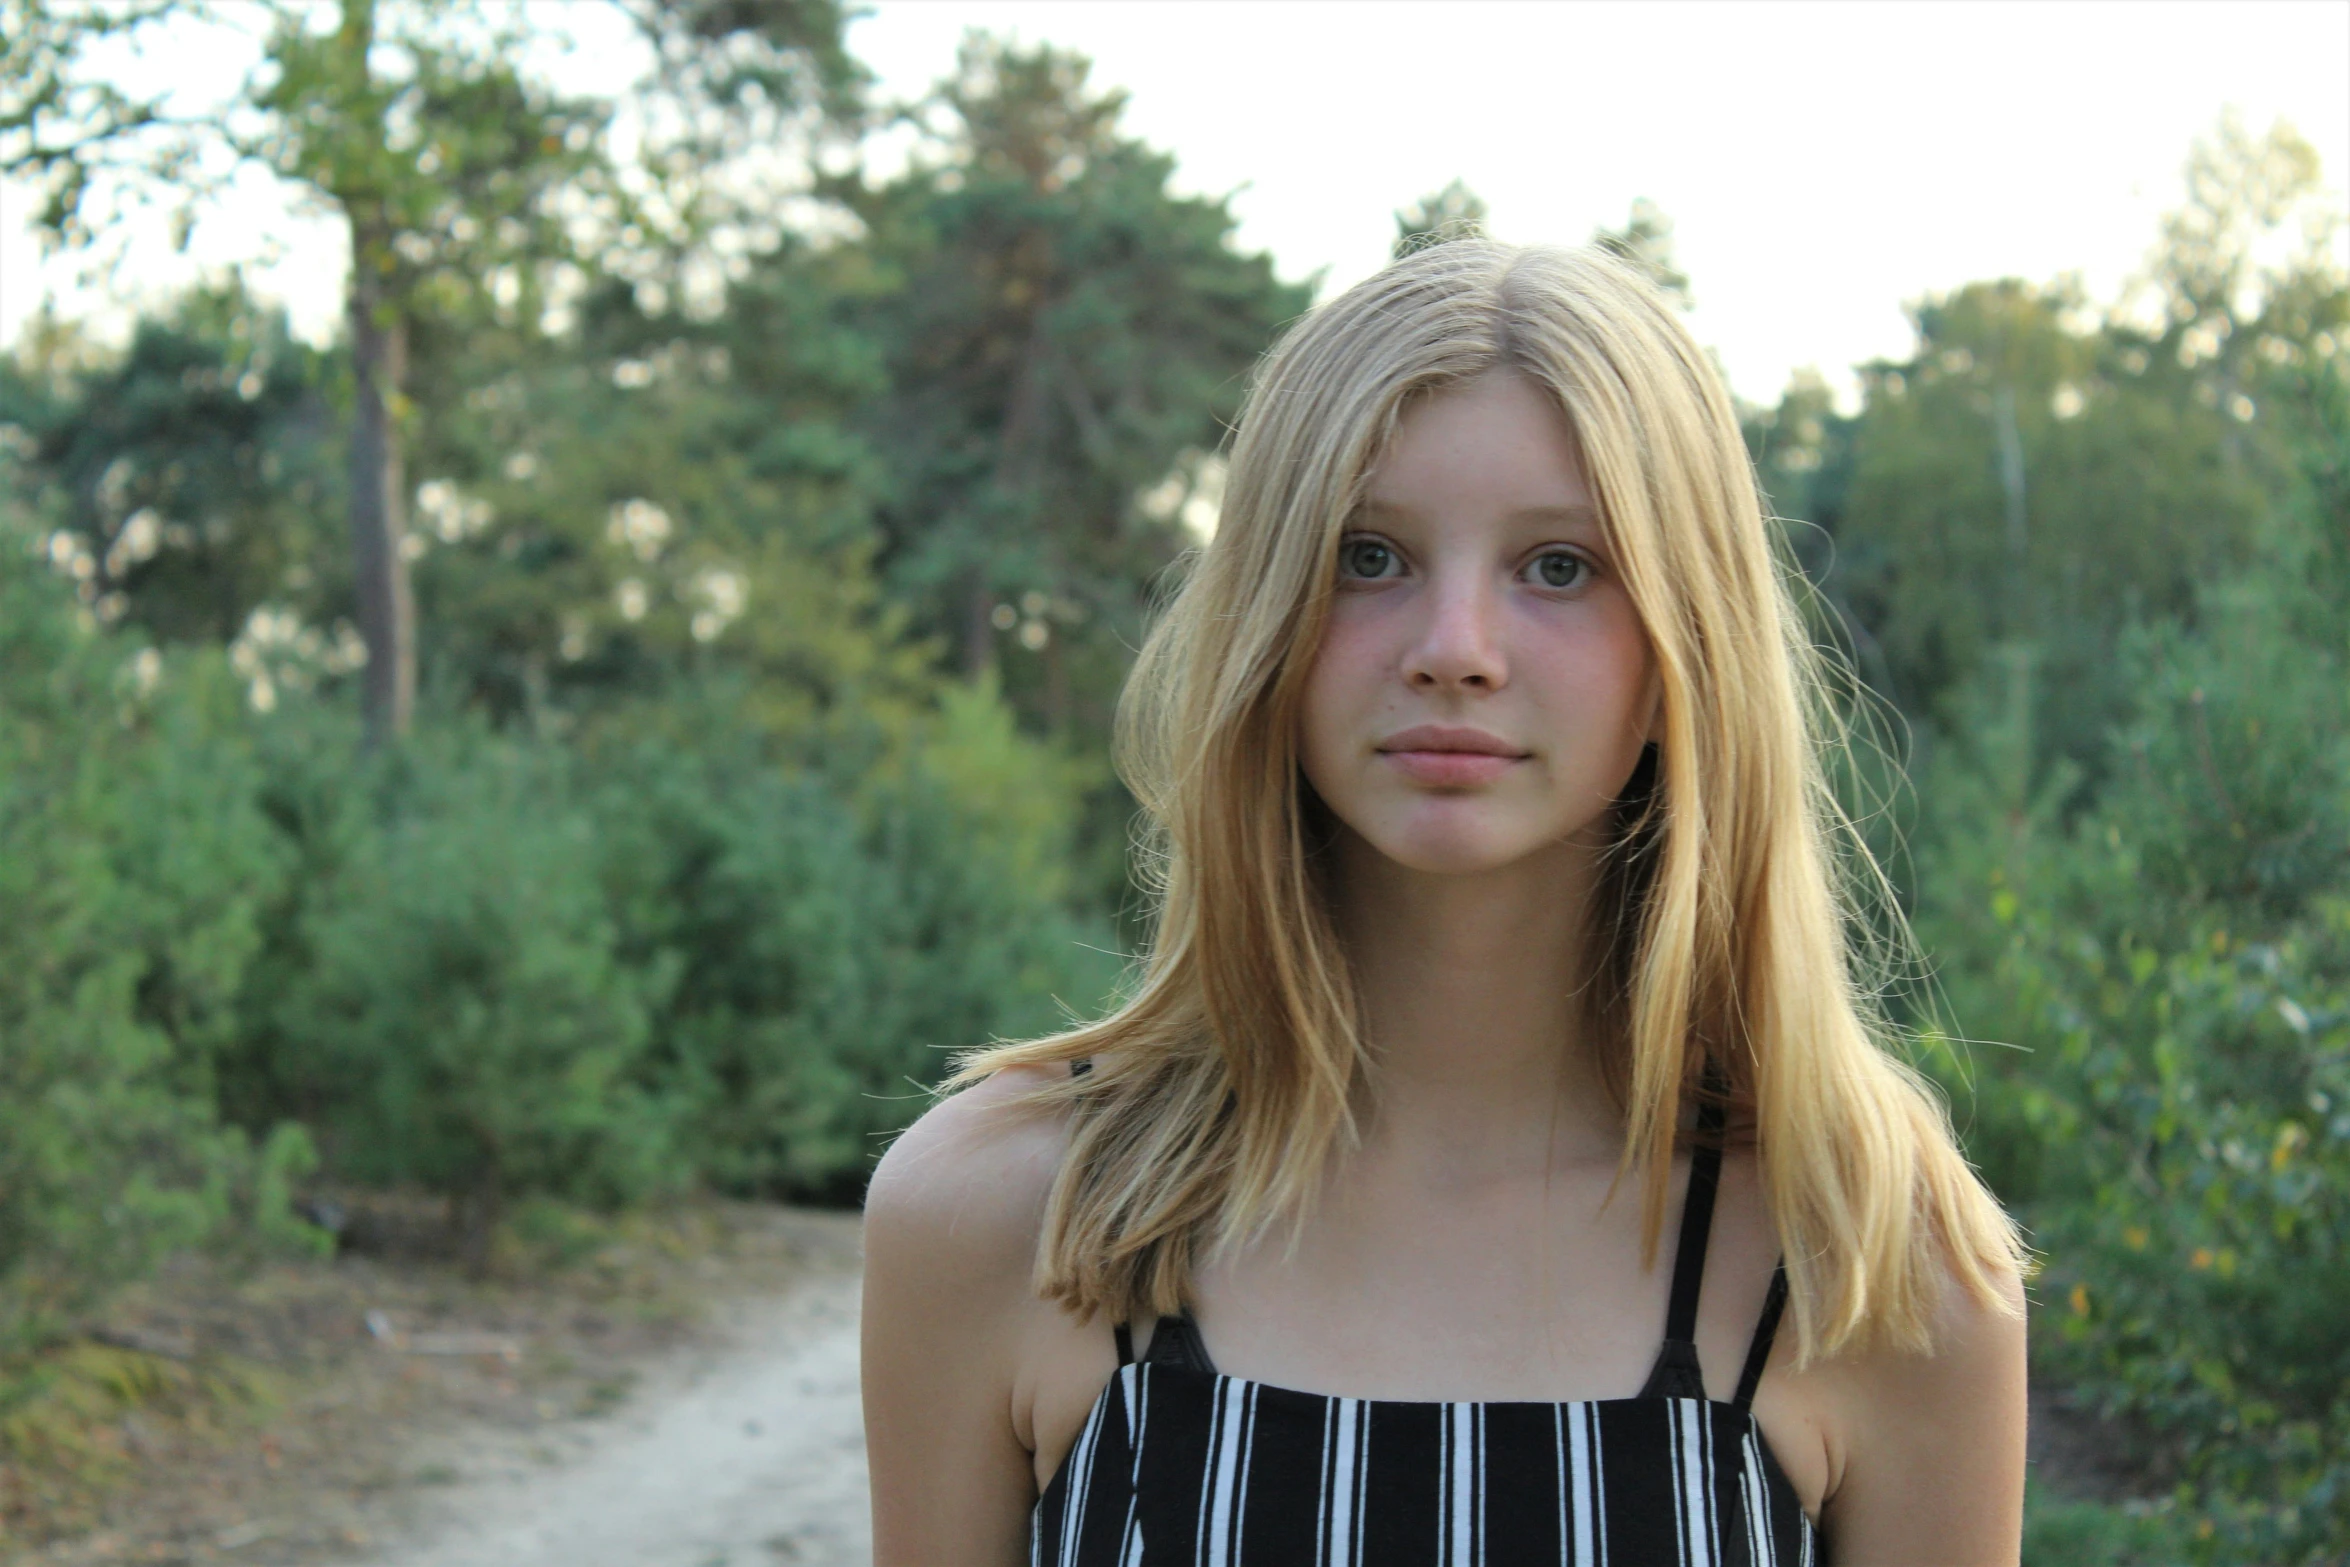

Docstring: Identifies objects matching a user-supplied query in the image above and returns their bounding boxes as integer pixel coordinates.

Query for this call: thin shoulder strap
[1732,1262,1789,1411]
[1140,1311,1218,1374]
[1664,1099,1726,1345]
[1636,1091,1726,1400]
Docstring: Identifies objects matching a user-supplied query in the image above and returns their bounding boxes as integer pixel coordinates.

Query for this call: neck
[1328,826,1622,1177]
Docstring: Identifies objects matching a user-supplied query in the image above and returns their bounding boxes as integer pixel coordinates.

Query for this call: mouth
[1374,725,1530,758]
[1373,725,1530,787]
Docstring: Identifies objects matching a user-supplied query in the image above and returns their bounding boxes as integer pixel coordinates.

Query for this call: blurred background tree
[1393,176,1488,255]
[834,36,1306,729]
[2,0,855,744]
[1742,113,2350,1560]
[1753,117,2340,781]
[1592,195,1690,308]
[0,288,347,652]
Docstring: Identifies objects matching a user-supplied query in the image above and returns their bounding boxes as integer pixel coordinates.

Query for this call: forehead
[1361,369,1594,519]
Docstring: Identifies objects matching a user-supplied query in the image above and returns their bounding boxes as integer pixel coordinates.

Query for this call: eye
[1526,549,1591,591]
[1337,536,1402,580]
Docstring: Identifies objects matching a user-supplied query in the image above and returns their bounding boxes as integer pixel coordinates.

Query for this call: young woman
[862,240,2029,1565]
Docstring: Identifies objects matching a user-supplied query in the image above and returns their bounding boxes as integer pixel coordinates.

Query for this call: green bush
[1918,553,2350,1558]
[0,517,317,1355]
[258,723,681,1261]
[592,678,1123,1197]
[3,424,1118,1320]
[2022,1479,2195,1567]
[207,667,1118,1236]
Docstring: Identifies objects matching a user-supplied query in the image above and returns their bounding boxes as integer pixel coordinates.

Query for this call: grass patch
[2023,1476,2194,1567]
[0,1340,279,1538]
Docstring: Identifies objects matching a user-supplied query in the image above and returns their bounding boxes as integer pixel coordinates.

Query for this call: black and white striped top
[1032,1108,1818,1566]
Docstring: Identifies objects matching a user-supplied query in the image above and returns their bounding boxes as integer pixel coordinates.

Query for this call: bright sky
[3,0,2344,409]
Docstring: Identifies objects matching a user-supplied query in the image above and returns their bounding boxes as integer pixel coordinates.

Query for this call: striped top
[1033,1105,1819,1565]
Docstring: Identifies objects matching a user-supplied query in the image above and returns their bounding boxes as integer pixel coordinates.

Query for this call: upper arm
[1819,1263,2029,1566]
[861,1068,1067,1567]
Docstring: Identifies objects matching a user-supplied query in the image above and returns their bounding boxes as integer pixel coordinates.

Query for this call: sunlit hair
[953,239,2025,1363]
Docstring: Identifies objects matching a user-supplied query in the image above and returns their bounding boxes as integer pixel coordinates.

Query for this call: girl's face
[1299,369,1659,877]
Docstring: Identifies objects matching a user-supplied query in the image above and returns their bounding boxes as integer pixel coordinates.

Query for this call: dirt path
[356,1248,870,1567]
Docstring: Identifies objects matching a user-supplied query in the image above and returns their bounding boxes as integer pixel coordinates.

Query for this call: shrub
[1917,558,2350,1559]
[0,517,313,1355]
[592,678,1123,1197]
[260,724,681,1264]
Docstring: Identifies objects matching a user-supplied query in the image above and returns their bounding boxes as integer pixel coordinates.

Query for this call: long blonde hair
[953,239,2023,1364]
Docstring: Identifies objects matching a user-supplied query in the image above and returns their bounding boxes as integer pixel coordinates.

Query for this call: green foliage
[621,0,869,135]
[260,720,680,1258]
[0,287,347,650]
[0,290,1117,1319]
[396,249,912,733]
[0,499,319,1356]
[837,35,1312,733]
[196,656,1114,1249]
[589,678,1120,1197]
[252,0,618,313]
[3,0,864,744]
[1393,179,1488,257]
[0,21,1198,1317]
[1916,462,2350,1554]
[1837,276,2274,746]
[1880,116,2350,1551]
[2022,1479,2195,1567]
[0,0,189,248]
[1591,197,1691,309]
[193,662,1113,1229]
[1758,118,2346,782]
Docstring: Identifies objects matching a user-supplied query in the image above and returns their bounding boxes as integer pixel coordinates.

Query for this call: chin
[1356,814,1559,877]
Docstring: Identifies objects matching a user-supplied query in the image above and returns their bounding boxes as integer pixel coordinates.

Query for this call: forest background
[0,2,2344,1562]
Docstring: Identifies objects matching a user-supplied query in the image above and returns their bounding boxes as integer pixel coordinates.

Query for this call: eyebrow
[1354,500,1604,530]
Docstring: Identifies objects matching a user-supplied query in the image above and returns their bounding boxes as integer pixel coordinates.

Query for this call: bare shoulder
[874,1061,1076,1259]
[864,1064,1074,1294]
[1814,1247,2029,1564]
[863,1069,1082,1564]
[1861,1249,2028,1405]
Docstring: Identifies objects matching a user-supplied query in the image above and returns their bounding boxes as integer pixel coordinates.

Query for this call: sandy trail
[359,1246,871,1567]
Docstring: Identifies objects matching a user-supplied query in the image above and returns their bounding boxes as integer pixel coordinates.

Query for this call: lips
[1374,725,1529,787]
[1375,725,1529,758]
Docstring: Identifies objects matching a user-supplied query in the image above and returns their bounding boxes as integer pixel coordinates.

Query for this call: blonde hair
[954,239,2024,1364]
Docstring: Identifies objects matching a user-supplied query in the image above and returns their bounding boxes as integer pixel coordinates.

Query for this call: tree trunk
[969,301,1054,677]
[1991,383,2030,641]
[454,1153,503,1279]
[1043,624,1069,734]
[962,579,996,678]
[348,241,414,746]
[338,0,412,747]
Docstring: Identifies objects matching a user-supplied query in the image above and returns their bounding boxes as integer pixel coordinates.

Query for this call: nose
[1402,571,1508,693]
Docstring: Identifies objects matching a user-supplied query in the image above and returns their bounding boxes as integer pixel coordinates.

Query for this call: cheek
[1297,611,1388,787]
[1532,611,1656,762]
[1297,606,1400,798]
